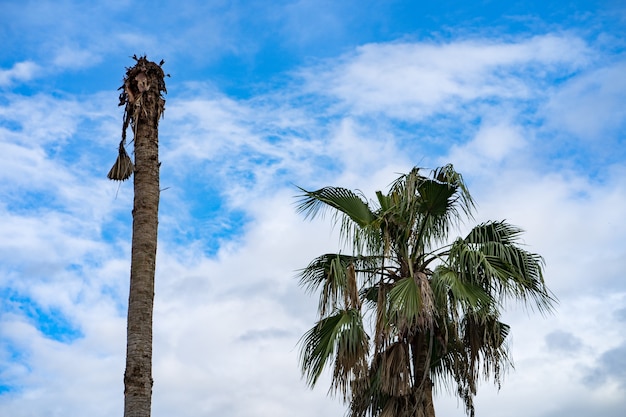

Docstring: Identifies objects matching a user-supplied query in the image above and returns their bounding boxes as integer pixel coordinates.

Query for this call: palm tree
[108,56,167,417]
[296,165,555,417]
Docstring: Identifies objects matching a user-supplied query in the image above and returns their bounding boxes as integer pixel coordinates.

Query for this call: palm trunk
[422,377,435,417]
[119,57,166,417]
[411,333,436,417]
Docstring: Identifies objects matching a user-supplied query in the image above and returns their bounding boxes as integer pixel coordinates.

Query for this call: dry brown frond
[346,263,360,309]
[107,141,134,181]
[379,341,412,396]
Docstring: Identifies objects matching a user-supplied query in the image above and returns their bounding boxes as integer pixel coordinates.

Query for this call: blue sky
[1,1,625,416]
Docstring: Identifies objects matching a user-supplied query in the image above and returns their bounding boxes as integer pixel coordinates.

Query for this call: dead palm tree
[296,165,555,417]
[108,55,167,417]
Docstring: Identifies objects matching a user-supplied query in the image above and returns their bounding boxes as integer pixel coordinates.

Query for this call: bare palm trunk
[111,56,167,417]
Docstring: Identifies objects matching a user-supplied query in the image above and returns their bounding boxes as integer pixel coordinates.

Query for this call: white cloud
[446,119,526,173]
[0,62,39,87]
[543,61,626,142]
[300,34,591,119]
[51,46,103,70]
[0,316,123,416]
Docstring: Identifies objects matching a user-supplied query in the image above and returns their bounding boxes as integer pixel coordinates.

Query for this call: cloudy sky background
[1,1,625,416]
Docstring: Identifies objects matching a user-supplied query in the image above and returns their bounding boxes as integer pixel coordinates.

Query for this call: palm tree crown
[296,165,555,417]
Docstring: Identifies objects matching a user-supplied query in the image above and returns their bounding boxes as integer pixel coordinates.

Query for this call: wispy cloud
[299,35,591,119]
[0,62,39,87]
[543,61,626,144]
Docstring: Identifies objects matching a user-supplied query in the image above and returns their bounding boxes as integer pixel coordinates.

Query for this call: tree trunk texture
[411,333,437,417]
[122,57,166,417]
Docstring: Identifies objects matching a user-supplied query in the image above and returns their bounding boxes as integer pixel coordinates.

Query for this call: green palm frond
[385,165,474,255]
[387,274,435,330]
[464,221,523,245]
[432,164,475,217]
[431,266,493,312]
[298,253,380,315]
[387,276,421,323]
[296,186,380,253]
[298,253,352,315]
[457,221,556,314]
[296,186,376,227]
[299,309,369,393]
[413,178,460,247]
